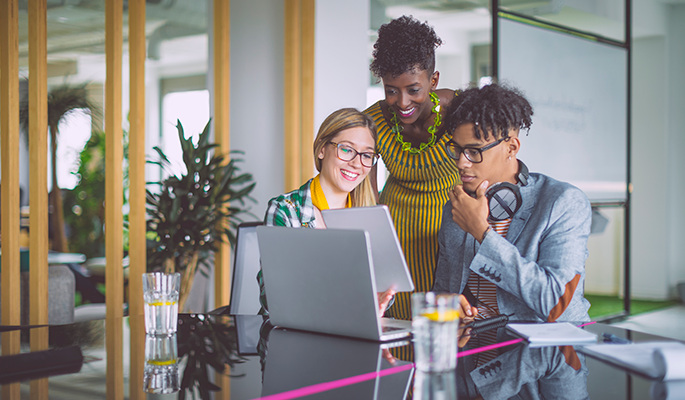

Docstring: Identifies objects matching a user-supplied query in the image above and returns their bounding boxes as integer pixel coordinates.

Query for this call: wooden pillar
[299,0,315,183]
[105,0,124,398]
[28,0,50,399]
[213,1,231,397]
[128,0,146,398]
[284,0,315,191]
[213,0,231,313]
[0,1,21,397]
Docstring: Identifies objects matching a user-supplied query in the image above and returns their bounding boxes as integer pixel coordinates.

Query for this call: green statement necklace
[390,91,442,154]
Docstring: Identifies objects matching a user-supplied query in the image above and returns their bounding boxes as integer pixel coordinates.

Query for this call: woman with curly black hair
[365,15,461,321]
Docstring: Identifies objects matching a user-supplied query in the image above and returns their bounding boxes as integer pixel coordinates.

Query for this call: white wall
[629,0,685,300]
[665,4,685,297]
[313,0,371,157]
[229,0,285,220]
[630,34,669,299]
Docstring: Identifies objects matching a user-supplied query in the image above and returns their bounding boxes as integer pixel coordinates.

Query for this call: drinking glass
[143,272,181,336]
[412,292,460,372]
[413,370,457,400]
[143,334,180,394]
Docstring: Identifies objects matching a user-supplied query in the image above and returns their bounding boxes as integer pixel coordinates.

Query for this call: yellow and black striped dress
[365,101,461,320]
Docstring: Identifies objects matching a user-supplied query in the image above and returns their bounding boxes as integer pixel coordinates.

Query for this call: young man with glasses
[433,83,593,325]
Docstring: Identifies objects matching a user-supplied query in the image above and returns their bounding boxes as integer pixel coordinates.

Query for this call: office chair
[228,221,264,315]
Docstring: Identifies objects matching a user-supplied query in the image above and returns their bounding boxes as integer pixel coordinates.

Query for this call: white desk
[48,252,87,265]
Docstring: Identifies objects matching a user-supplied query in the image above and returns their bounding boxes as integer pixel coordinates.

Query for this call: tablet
[322,205,414,293]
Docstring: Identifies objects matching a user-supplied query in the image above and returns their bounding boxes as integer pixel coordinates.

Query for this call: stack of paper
[506,322,598,347]
[580,341,685,381]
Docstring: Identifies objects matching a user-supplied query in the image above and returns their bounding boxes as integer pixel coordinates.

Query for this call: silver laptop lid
[322,205,414,292]
[256,226,385,341]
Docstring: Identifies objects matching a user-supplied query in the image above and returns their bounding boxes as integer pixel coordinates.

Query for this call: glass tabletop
[1,315,680,399]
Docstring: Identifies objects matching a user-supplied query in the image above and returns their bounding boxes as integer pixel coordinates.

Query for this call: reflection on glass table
[143,334,180,395]
[4,316,685,400]
[259,324,413,400]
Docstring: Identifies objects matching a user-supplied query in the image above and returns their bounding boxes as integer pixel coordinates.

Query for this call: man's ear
[507,134,521,158]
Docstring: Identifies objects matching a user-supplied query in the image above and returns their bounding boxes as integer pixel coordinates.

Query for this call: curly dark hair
[446,83,534,141]
[370,15,442,78]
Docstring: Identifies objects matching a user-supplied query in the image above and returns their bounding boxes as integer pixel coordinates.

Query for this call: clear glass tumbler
[413,370,457,400]
[412,292,460,372]
[143,272,181,336]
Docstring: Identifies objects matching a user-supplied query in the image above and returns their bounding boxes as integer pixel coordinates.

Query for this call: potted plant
[146,119,256,311]
[19,82,99,252]
[64,128,130,259]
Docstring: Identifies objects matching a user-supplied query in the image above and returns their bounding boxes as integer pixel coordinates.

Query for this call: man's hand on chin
[449,180,491,242]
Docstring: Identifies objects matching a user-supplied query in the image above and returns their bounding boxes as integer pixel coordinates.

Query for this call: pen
[602,333,632,344]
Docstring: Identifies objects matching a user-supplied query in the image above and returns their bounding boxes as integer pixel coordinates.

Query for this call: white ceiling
[17,0,208,66]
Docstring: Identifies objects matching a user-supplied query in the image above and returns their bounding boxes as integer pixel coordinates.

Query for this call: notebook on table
[321,205,414,293]
[256,226,412,342]
[506,322,598,347]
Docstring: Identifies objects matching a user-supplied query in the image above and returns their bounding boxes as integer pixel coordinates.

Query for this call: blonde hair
[313,108,378,207]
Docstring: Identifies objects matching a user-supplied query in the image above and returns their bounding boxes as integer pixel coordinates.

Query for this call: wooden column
[105,0,124,398]
[128,0,146,398]
[28,0,50,399]
[299,0,315,183]
[0,1,21,398]
[213,0,231,312]
[213,1,231,397]
[284,0,315,191]
[284,0,302,191]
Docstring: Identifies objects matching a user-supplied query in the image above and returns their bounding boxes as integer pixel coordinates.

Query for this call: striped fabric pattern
[365,101,460,321]
[468,218,511,365]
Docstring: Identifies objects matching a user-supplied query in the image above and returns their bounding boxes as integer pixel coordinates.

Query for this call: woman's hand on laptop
[377,288,396,318]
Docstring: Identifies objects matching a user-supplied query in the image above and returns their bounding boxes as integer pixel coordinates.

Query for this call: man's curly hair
[370,15,442,78]
[446,83,534,141]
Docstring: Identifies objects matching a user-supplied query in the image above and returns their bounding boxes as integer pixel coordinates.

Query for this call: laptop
[321,205,414,293]
[256,226,412,342]
[261,327,414,399]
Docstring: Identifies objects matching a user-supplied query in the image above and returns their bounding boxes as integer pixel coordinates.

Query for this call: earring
[508,156,512,160]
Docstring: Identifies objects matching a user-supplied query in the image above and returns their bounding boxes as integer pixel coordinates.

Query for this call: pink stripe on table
[255,363,414,400]
[457,338,525,358]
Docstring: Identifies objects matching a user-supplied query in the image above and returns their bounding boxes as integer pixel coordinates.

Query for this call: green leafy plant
[19,82,99,252]
[146,119,256,310]
[63,128,129,258]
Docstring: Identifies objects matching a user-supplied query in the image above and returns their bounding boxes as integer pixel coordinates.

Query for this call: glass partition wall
[495,0,631,319]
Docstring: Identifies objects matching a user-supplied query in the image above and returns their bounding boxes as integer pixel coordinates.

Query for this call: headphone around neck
[485,160,529,221]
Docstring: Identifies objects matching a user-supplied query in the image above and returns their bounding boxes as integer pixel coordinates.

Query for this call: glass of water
[412,292,460,372]
[143,334,180,394]
[413,370,457,400]
[143,272,181,336]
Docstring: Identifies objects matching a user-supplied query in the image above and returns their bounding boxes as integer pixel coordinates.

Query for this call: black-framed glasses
[446,137,508,163]
[329,141,379,168]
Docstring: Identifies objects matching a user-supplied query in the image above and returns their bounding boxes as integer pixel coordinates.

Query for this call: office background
[7,0,685,304]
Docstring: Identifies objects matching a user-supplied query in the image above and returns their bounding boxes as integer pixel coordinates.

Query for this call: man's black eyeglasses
[329,141,379,168]
[446,137,509,163]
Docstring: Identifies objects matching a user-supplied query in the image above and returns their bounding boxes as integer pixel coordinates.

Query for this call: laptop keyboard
[382,325,404,332]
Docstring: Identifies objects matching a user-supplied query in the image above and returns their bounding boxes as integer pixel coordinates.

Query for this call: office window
[159,75,209,180]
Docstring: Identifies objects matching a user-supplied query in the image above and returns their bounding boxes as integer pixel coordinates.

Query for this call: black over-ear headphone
[485,160,529,221]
